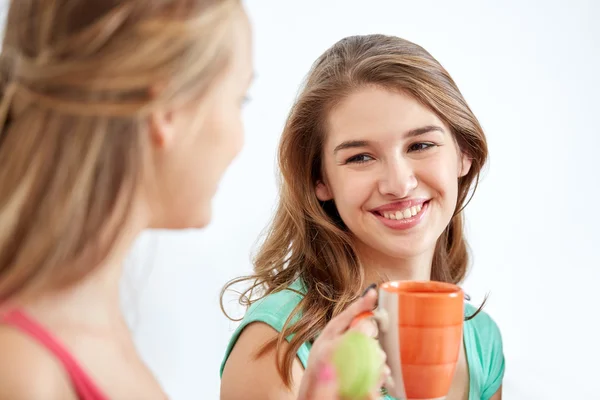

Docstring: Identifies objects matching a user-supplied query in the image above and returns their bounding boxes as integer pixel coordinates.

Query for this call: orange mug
[352,281,464,400]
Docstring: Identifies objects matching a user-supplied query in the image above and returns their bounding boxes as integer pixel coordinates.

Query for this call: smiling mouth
[373,201,429,220]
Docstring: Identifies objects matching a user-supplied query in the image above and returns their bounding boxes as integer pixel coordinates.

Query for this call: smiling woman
[220,34,503,400]
[317,87,473,273]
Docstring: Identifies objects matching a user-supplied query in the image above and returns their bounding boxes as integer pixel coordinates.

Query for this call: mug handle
[350,309,389,333]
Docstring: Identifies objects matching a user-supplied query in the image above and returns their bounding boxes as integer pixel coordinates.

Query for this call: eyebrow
[332,125,445,154]
[333,140,370,154]
[407,125,445,137]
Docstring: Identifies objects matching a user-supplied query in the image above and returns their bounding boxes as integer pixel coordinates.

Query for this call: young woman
[221,34,505,400]
[0,1,366,399]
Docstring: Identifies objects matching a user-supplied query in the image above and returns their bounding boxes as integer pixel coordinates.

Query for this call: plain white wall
[126,1,599,398]
[128,1,600,399]
[2,0,598,399]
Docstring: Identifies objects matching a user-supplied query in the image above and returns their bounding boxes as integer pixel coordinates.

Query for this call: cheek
[229,113,244,155]
[215,105,244,156]
[419,156,459,205]
[197,103,244,160]
[330,170,374,214]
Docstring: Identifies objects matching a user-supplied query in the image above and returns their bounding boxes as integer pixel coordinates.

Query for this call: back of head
[0,0,241,300]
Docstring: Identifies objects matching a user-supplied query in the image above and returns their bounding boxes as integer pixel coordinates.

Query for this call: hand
[297,288,388,400]
[350,314,392,396]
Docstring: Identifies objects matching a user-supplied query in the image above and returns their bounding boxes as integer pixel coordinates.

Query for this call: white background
[3,0,600,399]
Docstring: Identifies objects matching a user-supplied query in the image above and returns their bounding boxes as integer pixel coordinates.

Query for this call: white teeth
[379,203,424,221]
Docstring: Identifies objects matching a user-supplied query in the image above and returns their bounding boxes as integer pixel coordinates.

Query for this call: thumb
[305,363,338,400]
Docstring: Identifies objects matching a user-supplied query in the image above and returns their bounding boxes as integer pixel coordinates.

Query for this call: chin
[194,217,212,229]
[367,235,436,260]
[385,245,431,260]
[159,207,213,230]
[191,208,213,229]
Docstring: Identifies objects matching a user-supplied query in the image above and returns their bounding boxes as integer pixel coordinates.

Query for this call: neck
[358,244,435,290]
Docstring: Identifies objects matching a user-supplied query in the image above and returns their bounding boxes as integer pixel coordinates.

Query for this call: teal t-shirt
[220,280,505,400]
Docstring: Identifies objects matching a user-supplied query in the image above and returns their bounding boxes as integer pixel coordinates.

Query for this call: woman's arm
[489,385,502,400]
[220,322,304,399]
[221,289,382,400]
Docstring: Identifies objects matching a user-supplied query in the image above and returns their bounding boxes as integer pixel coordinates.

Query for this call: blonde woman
[0,1,372,399]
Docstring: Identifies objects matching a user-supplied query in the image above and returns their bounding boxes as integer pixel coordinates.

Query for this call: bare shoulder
[220,322,304,400]
[0,326,75,400]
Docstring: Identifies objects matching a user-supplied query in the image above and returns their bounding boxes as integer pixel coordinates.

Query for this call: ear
[315,180,333,201]
[459,152,473,178]
[148,107,176,150]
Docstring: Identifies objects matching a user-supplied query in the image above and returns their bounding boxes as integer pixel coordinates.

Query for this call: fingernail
[318,364,336,382]
[361,283,377,297]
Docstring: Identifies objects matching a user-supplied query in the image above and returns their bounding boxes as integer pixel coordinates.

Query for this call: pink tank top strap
[0,309,108,400]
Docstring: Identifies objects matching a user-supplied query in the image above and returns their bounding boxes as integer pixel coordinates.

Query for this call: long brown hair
[0,0,241,301]
[221,34,488,386]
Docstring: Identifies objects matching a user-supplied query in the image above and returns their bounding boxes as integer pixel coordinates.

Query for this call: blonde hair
[0,0,241,300]
[222,34,489,386]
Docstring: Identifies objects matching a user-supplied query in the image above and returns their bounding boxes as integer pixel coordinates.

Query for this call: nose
[378,155,418,198]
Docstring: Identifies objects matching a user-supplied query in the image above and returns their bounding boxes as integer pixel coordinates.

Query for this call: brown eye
[346,154,374,164]
[408,142,435,152]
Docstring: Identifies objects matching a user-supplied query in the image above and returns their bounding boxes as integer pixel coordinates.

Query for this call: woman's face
[148,9,254,229]
[316,86,471,261]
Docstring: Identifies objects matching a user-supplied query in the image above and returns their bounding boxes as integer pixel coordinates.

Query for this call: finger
[306,337,338,369]
[382,364,395,392]
[349,316,379,338]
[300,340,338,397]
[367,387,385,400]
[320,289,377,339]
[377,363,392,389]
[304,363,339,400]
[377,347,387,365]
[367,390,384,400]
